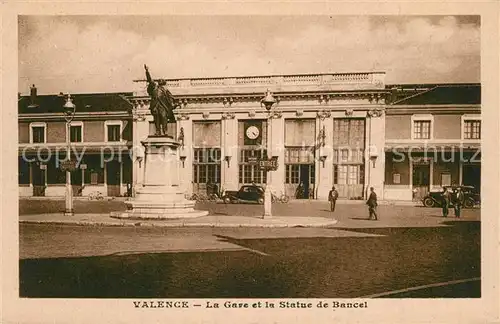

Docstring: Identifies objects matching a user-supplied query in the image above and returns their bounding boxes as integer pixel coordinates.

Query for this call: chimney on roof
[28,84,39,108]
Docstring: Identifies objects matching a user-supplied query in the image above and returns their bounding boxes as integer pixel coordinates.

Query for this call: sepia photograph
[2,3,499,324]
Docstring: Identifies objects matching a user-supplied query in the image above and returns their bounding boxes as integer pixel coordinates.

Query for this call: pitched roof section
[18,92,134,114]
[387,84,481,105]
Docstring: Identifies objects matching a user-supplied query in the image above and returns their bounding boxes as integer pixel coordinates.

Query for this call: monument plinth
[111,136,208,219]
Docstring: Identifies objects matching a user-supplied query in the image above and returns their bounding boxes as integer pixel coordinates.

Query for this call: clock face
[245,125,260,140]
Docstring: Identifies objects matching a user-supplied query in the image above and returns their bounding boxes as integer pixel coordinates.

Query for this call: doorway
[106,160,121,197]
[412,164,430,201]
[463,164,481,193]
[32,164,46,196]
[295,164,314,199]
[71,169,83,196]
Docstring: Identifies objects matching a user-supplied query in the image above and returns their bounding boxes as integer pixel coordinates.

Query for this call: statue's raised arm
[144,64,153,84]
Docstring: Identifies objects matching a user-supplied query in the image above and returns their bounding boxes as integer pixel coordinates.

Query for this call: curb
[19,219,338,228]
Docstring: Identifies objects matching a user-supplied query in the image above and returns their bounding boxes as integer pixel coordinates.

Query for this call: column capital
[176,113,190,121]
[317,109,332,120]
[221,112,236,119]
[367,108,385,118]
[269,111,283,119]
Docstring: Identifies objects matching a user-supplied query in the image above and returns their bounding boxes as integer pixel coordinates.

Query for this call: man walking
[328,186,339,212]
[452,187,465,218]
[441,187,451,217]
[366,187,378,220]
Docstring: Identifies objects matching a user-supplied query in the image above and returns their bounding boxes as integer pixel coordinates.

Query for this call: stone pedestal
[111,136,208,219]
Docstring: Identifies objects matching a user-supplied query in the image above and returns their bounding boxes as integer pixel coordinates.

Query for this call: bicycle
[271,192,290,203]
[88,191,104,201]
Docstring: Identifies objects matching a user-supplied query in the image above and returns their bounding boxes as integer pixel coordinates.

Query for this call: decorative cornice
[222,97,234,108]
[128,90,389,106]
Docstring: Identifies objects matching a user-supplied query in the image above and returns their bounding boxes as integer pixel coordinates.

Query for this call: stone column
[222,113,238,191]
[316,110,333,200]
[131,100,150,192]
[366,107,386,200]
[269,112,285,195]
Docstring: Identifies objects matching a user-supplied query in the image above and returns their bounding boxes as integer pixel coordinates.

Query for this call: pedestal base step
[110,209,208,220]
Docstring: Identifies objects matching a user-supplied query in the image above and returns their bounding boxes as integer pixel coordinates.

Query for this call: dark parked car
[422,185,480,209]
[222,185,265,204]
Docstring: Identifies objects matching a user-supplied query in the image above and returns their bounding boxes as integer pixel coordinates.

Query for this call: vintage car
[422,185,480,209]
[222,185,265,204]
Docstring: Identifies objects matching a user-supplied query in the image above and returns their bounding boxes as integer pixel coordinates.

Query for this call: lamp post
[260,89,277,218]
[63,94,76,216]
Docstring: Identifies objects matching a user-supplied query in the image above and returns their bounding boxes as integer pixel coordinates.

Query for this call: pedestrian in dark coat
[366,187,378,220]
[452,187,465,218]
[328,186,339,212]
[441,187,451,217]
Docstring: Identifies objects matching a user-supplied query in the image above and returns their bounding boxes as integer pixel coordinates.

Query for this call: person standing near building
[441,187,451,217]
[452,187,465,218]
[328,186,339,212]
[366,187,378,220]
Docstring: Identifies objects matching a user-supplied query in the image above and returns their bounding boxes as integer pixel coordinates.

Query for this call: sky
[18,15,480,95]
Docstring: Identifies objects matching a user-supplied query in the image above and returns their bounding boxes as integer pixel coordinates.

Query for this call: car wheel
[257,198,264,205]
[223,197,232,204]
[423,197,435,208]
[464,198,475,209]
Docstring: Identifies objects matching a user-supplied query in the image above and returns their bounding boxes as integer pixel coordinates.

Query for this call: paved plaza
[18,199,481,298]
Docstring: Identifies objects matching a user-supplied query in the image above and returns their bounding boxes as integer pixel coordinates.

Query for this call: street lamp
[63,94,76,216]
[260,89,277,218]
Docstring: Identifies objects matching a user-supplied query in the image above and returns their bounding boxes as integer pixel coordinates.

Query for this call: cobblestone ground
[19,219,480,298]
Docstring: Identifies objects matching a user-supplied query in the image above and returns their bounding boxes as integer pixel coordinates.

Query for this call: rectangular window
[348,165,359,185]
[193,148,221,184]
[70,125,82,143]
[441,173,452,186]
[32,126,45,143]
[336,165,348,184]
[464,120,481,139]
[333,118,365,147]
[107,125,121,142]
[238,148,267,184]
[393,173,401,184]
[310,165,315,184]
[285,165,300,184]
[413,120,431,139]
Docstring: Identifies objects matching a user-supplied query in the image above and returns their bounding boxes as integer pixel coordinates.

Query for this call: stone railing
[137,72,382,88]
[133,72,385,95]
[235,76,274,85]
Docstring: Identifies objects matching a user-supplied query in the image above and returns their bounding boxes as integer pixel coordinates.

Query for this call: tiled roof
[18,92,134,114]
[387,84,480,105]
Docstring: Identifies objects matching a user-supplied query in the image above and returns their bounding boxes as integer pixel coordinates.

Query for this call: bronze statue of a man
[144,64,176,136]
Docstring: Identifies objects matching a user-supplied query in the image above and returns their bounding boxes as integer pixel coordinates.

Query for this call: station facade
[18,72,481,201]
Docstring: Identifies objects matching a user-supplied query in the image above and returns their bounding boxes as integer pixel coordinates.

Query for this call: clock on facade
[245,125,260,140]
